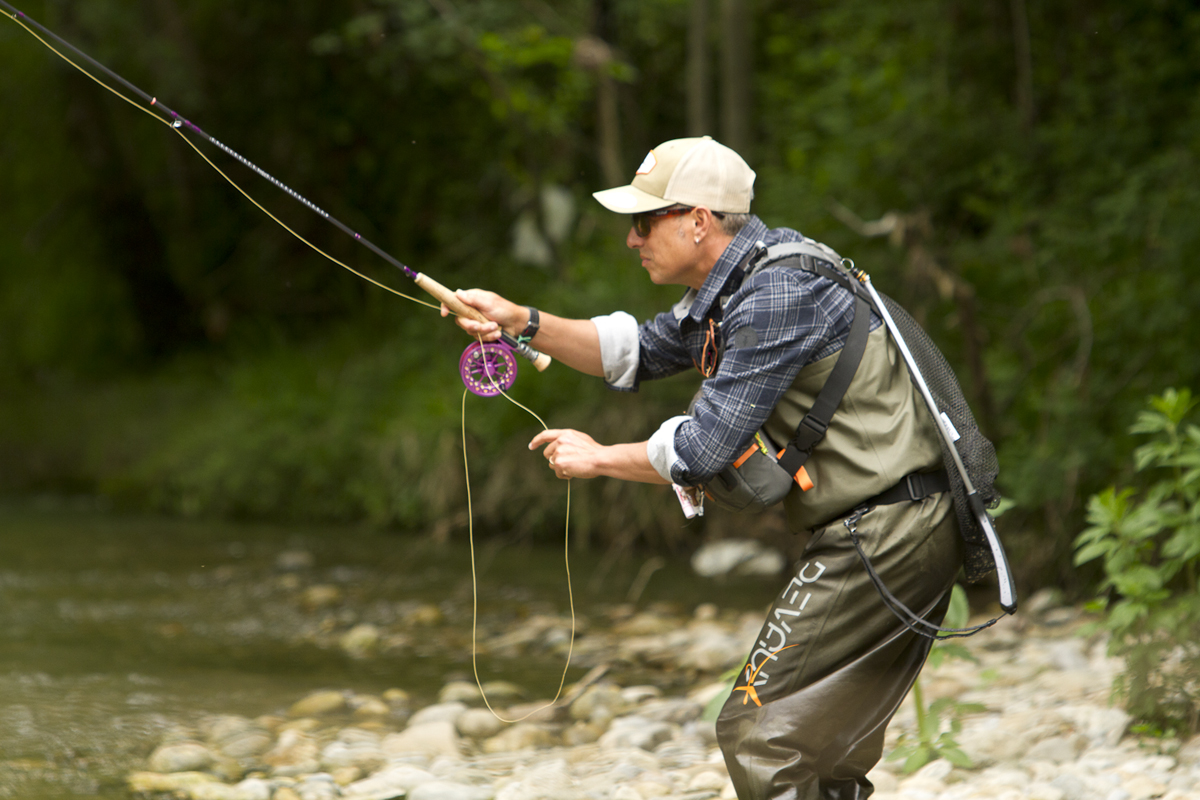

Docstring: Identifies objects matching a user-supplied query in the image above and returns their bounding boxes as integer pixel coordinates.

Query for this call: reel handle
[415,273,551,372]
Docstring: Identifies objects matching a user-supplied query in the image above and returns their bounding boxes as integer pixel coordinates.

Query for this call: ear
[692,207,718,242]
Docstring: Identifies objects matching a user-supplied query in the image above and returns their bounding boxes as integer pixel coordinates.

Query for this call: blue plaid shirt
[628,216,880,486]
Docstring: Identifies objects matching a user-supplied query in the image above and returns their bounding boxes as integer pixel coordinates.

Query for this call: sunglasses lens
[633,214,649,237]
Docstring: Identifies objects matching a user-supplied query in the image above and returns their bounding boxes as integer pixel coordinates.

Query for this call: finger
[529,429,566,450]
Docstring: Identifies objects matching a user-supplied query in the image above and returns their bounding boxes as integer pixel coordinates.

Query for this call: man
[447,136,963,800]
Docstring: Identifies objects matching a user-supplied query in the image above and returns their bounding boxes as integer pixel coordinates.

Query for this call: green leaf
[902,747,933,774]
[938,742,975,769]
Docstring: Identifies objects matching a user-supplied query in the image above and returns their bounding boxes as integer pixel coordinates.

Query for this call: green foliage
[1075,389,1200,736]
[2,0,1200,578]
[887,585,986,774]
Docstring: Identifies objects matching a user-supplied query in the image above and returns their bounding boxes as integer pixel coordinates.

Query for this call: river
[0,502,774,799]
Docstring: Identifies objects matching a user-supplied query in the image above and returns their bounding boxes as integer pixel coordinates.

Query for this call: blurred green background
[1,0,1198,598]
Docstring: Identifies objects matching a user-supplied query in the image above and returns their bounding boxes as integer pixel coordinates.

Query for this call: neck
[683,232,736,290]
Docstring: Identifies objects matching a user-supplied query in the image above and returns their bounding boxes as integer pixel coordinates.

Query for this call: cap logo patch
[636,151,657,175]
[606,191,638,210]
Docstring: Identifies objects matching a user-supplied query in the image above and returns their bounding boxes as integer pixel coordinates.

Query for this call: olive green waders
[716,492,963,800]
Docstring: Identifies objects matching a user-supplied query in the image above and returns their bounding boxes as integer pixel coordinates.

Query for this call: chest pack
[700,245,873,514]
[699,240,1015,615]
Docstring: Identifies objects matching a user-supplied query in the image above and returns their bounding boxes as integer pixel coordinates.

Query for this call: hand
[529,428,605,480]
[440,289,527,342]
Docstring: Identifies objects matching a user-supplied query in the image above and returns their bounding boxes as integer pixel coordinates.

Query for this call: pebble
[382,720,462,760]
[147,741,215,773]
[127,594,1200,800]
[458,707,510,740]
[289,690,348,718]
[690,540,785,578]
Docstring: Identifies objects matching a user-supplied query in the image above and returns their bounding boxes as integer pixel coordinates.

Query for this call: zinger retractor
[459,340,518,397]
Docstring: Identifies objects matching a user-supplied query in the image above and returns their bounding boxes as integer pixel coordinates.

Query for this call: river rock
[495,758,579,800]
[678,626,746,672]
[128,771,222,795]
[321,728,385,772]
[457,707,509,740]
[289,690,348,717]
[402,602,444,626]
[570,684,628,722]
[263,729,320,776]
[408,780,495,800]
[302,584,342,610]
[205,715,273,759]
[227,777,273,800]
[276,550,315,571]
[638,698,702,725]
[382,720,462,759]
[342,764,436,799]
[691,540,784,578]
[599,716,677,751]
[148,741,216,773]
[440,681,484,705]
[686,770,729,792]
[480,681,526,705]
[349,694,392,719]
[562,721,604,746]
[409,701,468,727]
[482,722,558,753]
[500,701,563,724]
[295,774,341,800]
[340,623,382,658]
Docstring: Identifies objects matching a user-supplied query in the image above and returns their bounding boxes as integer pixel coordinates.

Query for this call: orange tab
[732,443,759,469]
[794,466,814,491]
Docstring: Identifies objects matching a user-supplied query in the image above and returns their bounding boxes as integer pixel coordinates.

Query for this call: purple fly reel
[459,341,518,397]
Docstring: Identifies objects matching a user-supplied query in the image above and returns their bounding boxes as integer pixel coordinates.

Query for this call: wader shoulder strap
[777,294,870,480]
[744,241,872,484]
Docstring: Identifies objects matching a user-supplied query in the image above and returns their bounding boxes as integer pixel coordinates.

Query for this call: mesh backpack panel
[878,293,1000,582]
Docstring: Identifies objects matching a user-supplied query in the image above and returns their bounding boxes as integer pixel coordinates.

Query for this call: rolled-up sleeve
[647,415,690,482]
[592,311,641,390]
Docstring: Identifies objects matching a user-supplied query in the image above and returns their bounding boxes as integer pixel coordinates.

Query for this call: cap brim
[592,185,674,214]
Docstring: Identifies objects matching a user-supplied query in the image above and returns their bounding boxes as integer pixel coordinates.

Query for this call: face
[626,207,703,288]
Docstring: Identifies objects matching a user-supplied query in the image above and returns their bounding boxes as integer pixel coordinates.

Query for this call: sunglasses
[632,206,725,238]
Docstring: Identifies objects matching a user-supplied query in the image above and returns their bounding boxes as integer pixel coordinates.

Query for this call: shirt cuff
[591,311,640,389]
[647,415,691,483]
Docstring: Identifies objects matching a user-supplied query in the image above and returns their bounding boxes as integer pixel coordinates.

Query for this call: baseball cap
[592,136,756,215]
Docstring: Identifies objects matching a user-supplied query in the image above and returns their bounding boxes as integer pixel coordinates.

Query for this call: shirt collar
[673,215,770,323]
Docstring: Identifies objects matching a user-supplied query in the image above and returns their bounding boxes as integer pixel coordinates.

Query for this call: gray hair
[718,213,753,236]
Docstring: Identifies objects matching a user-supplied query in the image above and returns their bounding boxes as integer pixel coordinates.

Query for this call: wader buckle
[843,506,868,536]
[903,472,932,503]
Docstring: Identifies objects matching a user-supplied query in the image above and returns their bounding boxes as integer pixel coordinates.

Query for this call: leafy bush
[886,585,985,773]
[1075,388,1200,736]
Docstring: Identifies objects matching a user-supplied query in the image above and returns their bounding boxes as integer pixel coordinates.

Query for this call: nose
[626,226,645,249]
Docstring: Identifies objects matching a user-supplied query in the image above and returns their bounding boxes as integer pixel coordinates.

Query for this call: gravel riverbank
[127,591,1200,800]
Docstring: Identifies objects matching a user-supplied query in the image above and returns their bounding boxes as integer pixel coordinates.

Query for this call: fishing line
[3,1,578,713]
[0,0,550,370]
[2,1,438,310]
[462,360,576,722]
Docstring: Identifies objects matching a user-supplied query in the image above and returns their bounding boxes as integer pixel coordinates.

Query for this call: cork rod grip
[414,273,551,372]
[414,273,489,324]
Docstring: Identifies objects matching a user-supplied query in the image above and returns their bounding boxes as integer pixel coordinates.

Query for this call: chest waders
[710,241,1014,800]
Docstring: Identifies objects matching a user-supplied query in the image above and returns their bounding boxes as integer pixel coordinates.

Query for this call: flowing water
[0,502,772,799]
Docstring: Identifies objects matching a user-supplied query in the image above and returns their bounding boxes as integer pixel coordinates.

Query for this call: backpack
[701,240,1017,621]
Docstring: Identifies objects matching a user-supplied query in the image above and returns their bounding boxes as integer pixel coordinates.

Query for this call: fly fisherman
[445,136,963,800]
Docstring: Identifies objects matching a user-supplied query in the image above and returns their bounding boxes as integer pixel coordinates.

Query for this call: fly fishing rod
[0,0,549,396]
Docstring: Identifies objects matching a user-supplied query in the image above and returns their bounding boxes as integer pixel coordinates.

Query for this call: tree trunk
[719,0,753,155]
[590,0,625,187]
[1010,0,1035,132]
[687,0,712,136]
